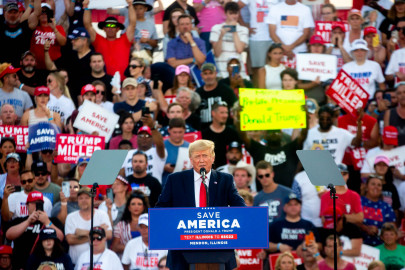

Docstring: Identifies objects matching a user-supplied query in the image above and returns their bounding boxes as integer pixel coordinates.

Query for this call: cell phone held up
[142,107,150,116]
[36,201,44,212]
[305,231,315,246]
[106,188,114,201]
[223,25,236,33]
[62,181,70,198]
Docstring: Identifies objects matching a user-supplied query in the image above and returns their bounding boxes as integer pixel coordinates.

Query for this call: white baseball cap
[350,39,369,52]
[138,213,148,226]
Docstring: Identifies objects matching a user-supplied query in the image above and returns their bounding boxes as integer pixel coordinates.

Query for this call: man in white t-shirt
[303,105,363,164]
[75,226,123,270]
[65,187,112,264]
[267,0,314,57]
[1,169,52,221]
[385,47,405,86]
[123,124,166,183]
[210,2,248,79]
[342,39,386,98]
[122,213,167,270]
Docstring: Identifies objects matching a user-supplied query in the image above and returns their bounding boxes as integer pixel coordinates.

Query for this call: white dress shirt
[193,169,211,207]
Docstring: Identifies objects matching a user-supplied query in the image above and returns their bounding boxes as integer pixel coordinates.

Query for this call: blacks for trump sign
[149,207,268,250]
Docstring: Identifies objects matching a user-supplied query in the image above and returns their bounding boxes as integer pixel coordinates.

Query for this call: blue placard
[28,122,60,152]
[149,207,269,250]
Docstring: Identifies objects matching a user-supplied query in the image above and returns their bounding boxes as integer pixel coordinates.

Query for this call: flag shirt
[267,1,314,53]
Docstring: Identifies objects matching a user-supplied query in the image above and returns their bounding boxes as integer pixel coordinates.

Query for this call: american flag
[281,15,299,26]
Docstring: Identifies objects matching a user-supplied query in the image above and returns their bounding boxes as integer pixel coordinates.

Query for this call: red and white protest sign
[315,21,348,43]
[236,249,263,270]
[326,70,369,118]
[269,251,302,270]
[296,53,337,82]
[54,134,105,164]
[73,100,119,142]
[0,125,28,153]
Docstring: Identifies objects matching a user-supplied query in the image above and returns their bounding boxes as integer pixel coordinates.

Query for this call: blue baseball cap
[68,27,90,39]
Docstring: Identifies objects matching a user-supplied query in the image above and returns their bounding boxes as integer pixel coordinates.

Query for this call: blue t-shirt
[162,140,189,187]
[253,185,292,223]
[361,196,396,246]
[269,218,319,250]
[113,99,146,114]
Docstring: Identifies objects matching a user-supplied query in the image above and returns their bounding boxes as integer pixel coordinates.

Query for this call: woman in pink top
[109,113,138,149]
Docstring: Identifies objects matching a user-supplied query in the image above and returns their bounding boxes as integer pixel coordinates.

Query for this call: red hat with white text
[34,86,50,96]
[81,84,97,96]
[309,35,325,45]
[138,126,152,136]
[383,126,398,146]
[27,191,44,203]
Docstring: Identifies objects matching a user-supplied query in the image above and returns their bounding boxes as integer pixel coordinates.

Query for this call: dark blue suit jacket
[156,169,246,270]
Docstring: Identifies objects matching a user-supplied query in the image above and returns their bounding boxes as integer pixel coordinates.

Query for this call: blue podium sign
[149,207,269,250]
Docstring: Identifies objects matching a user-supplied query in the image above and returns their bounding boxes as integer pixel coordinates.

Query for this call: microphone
[200,168,206,181]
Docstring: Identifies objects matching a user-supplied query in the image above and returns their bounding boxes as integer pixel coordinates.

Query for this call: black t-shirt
[196,82,237,128]
[59,51,93,105]
[319,222,362,245]
[5,217,64,270]
[268,218,319,250]
[163,1,199,26]
[248,139,300,188]
[0,19,34,67]
[383,182,401,210]
[17,69,49,103]
[379,18,397,40]
[126,174,162,207]
[82,73,114,102]
[202,126,240,168]
[26,253,74,270]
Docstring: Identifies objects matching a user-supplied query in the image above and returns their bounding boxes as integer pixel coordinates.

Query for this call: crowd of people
[1,0,405,269]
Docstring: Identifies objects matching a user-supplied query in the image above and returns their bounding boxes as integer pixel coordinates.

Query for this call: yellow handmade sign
[239,89,306,131]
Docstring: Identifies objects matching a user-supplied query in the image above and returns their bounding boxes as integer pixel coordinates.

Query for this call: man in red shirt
[83,0,136,78]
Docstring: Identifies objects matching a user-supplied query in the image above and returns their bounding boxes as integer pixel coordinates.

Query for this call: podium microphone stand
[79,150,128,270]
[297,150,345,270]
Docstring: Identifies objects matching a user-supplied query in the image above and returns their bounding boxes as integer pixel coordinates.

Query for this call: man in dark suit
[156,139,245,270]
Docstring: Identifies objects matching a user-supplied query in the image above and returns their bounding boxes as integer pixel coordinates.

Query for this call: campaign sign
[326,70,369,118]
[54,134,105,164]
[89,0,127,9]
[239,89,306,131]
[0,125,29,153]
[296,53,337,82]
[315,21,348,43]
[236,249,263,270]
[149,207,269,250]
[73,100,119,142]
[28,122,60,152]
[342,244,380,270]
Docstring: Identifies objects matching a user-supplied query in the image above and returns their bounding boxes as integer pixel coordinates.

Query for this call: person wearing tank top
[383,84,405,146]
[20,86,62,130]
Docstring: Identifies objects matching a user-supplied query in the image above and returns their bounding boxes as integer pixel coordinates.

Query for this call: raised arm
[82,0,97,42]
[125,0,137,42]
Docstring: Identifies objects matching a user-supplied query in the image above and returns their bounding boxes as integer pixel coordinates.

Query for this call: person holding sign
[21,86,62,130]
[156,139,245,270]
[82,0,136,78]
[342,39,386,98]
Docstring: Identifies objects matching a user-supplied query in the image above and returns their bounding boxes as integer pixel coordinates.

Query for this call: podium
[183,250,235,270]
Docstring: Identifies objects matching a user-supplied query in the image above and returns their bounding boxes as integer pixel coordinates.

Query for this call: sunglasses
[138,134,151,138]
[47,79,52,83]
[92,235,104,241]
[70,185,80,190]
[35,171,48,177]
[257,173,271,179]
[129,64,142,69]
[397,26,405,33]
[105,23,117,28]
[41,150,53,155]
[78,157,90,164]
[21,178,34,185]
[96,90,105,95]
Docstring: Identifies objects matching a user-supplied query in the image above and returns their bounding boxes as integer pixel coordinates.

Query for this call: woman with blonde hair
[275,252,297,270]
[46,72,75,124]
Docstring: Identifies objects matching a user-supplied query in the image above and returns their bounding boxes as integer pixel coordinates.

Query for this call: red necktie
[199,177,207,207]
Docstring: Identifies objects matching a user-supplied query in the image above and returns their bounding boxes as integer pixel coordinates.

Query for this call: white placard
[174,147,192,172]
[342,244,380,270]
[88,0,127,9]
[301,0,324,5]
[73,100,119,142]
[296,53,337,82]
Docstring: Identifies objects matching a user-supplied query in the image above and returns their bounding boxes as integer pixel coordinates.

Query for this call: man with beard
[303,105,362,164]
[32,161,61,205]
[217,141,244,174]
[0,0,41,67]
[202,102,240,168]
[126,151,162,206]
[17,51,48,97]
[234,106,308,188]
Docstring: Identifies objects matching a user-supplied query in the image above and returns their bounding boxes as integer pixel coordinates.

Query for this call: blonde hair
[189,140,215,157]
[275,252,297,270]
[49,72,72,100]
[368,261,385,270]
